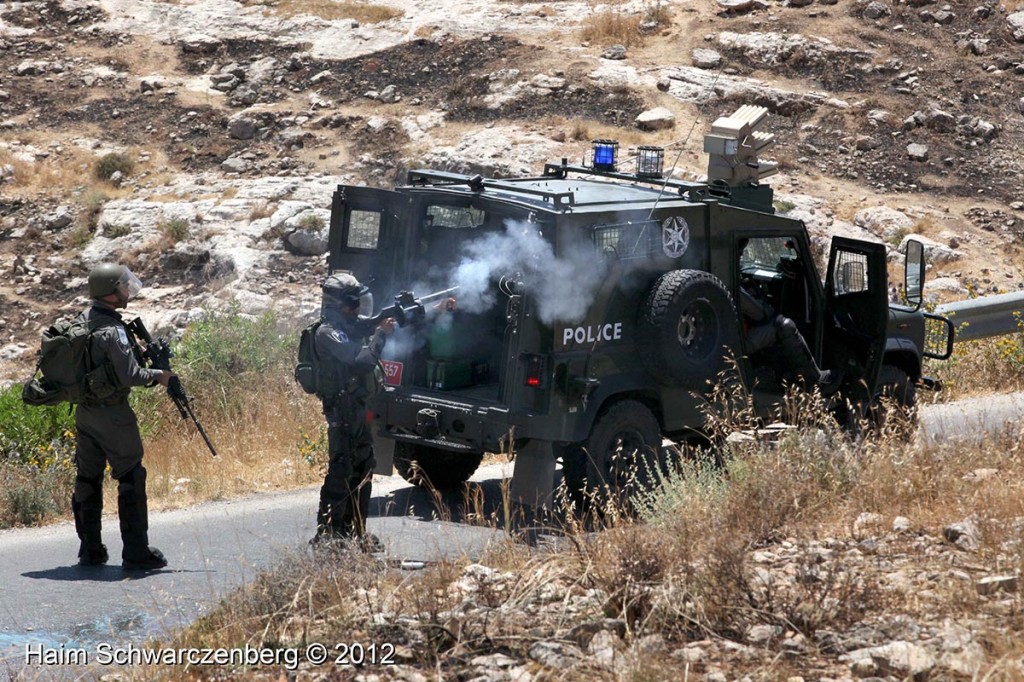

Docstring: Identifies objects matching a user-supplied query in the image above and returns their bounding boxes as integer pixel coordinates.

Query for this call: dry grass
[579,10,643,48]
[104,385,324,513]
[140,377,1024,680]
[259,0,404,24]
[928,332,1024,399]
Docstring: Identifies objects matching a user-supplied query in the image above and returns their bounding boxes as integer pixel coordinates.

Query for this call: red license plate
[381,360,403,386]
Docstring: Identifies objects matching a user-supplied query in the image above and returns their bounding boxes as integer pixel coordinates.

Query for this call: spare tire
[394,443,484,490]
[638,269,740,385]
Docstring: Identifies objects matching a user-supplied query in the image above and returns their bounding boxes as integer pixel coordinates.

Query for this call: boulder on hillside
[635,107,676,131]
[1008,12,1024,42]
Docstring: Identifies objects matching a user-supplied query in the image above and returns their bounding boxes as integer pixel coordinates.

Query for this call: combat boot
[77,542,109,567]
[122,546,167,571]
[817,369,845,396]
[116,464,167,570]
[72,474,105,566]
[358,533,384,554]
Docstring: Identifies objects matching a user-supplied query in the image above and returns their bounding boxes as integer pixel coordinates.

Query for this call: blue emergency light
[592,139,618,171]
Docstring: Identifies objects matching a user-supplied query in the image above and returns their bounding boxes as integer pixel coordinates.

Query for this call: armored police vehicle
[326,105,954,506]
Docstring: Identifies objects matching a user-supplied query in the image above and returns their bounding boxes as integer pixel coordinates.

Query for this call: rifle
[362,286,460,328]
[125,317,219,458]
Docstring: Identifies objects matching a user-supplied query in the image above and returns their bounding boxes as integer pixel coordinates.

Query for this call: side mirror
[904,239,924,310]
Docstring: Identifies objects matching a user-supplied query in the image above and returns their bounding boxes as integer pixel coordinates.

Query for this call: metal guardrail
[934,291,1024,342]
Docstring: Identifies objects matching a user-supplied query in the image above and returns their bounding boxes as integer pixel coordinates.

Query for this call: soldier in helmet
[310,273,394,549]
[74,263,175,570]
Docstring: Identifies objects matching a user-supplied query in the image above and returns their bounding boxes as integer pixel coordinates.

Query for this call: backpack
[294,320,323,396]
[21,316,94,406]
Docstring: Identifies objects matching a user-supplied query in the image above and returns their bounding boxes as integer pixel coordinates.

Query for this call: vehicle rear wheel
[869,364,918,439]
[394,443,484,490]
[562,400,665,512]
[638,270,740,386]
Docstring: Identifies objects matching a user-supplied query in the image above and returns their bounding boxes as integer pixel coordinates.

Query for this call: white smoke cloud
[447,219,608,325]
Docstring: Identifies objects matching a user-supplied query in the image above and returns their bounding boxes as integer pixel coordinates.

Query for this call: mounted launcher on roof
[703,104,778,211]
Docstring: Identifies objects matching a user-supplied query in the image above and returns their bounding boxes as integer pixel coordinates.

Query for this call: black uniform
[73,302,163,566]
[313,316,387,542]
[739,285,823,384]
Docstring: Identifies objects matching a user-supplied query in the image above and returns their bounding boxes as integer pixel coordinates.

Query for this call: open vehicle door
[327,186,409,299]
[823,237,888,400]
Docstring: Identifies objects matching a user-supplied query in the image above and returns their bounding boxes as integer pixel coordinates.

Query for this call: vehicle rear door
[823,237,888,399]
[327,186,409,297]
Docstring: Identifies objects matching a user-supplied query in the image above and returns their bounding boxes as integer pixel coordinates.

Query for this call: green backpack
[294,320,323,396]
[22,316,94,406]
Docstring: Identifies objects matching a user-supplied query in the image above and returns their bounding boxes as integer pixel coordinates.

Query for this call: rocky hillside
[2,0,1024,381]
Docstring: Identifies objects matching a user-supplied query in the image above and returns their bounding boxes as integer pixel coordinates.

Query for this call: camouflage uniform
[313,317,387,543]
[73,301,164,567]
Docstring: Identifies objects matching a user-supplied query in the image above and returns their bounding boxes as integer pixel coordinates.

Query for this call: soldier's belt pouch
[21,377,67,406]
[84,364,118,401]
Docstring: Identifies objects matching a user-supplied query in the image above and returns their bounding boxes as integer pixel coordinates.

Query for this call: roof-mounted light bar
[590,139,619,172]
[635,146,664,178]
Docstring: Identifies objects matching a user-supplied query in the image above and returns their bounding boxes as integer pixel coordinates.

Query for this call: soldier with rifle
[72,263,175,570]
[308,273,395,550]
[304,277,459,549]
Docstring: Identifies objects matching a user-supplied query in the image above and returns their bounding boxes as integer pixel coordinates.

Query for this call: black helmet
[88,263,143,299]
[322,273,372,315]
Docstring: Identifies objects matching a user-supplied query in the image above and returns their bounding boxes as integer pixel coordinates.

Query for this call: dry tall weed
[579,10,643,48]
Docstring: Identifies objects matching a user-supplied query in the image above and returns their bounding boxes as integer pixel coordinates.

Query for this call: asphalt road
[2,390,1023,679]
[0,461,515,680]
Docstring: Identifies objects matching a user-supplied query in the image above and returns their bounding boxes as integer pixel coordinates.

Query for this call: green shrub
[94,152,135,181]
[0,384,76,469]
[1,466,72,527]
[297,213,325,231]
[101,222,132,238]
[773,199,797,214]
[160,217,191,243]
[175,306,296,415]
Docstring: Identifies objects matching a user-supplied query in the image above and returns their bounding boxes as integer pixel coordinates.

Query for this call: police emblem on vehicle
[662,216,690,258]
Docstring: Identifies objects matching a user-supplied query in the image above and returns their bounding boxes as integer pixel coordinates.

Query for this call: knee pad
[116,463,147,495]
[774,316,799,340]
[74,474,103,503]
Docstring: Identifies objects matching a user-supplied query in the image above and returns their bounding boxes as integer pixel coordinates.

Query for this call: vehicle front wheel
[394,443,484,490]
[869,364,918,439]
[562,400,666,512]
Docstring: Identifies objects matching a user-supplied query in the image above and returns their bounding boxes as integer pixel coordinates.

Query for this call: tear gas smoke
[446,219,608,324]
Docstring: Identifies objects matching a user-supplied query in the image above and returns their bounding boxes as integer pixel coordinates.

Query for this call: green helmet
[322,273,372,316]
[88,263,143,299]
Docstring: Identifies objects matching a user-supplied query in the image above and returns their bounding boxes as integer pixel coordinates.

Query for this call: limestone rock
[854,206,913,240]
[844,641,936,680]
[528,641,582,669]
[863,2,891,19]
[635,107,676,131]
[976,575,1018,595]
[601,45,627,60]
[907,143,928,161]
[1008,12,1024,42]
[898,234,964,264]
[943,517,981,551]
[692,48,723,69]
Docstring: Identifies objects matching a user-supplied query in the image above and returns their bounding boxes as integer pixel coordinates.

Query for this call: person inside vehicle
[738,241,843,395]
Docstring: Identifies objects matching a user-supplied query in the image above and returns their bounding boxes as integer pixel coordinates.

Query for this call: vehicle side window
[591,220,660,260]
[741,236,789,271]
[832,251,869,296]
[426,205,485,229]
[347,210,381,249]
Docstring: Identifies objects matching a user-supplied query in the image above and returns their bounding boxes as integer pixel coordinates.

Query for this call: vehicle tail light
[524,354,545,388]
